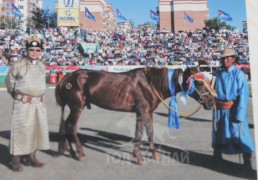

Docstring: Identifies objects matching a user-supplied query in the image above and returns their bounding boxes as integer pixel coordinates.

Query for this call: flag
[11,3,23,19]
[47,7,51,17]
[184,12,193,23]
[85,7,96,22]
[150,10,160,22]
[218,10,233,21]
[116,9,127,21]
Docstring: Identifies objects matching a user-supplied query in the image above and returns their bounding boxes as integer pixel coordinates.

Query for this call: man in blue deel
[212,48,255,169]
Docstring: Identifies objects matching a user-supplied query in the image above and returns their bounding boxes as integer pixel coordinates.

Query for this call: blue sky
[43,0,247,30]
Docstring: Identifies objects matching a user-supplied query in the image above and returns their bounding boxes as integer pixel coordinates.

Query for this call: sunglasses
[28,49,41,52]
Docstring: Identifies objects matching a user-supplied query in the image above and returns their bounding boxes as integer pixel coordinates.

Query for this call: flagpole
[11,13,13,29]
[217,16,220,32]
[47,7,50,29]
[47,14,50,29]
[78,4,80,30]
[183,12,185,32]
[184,20,185,32]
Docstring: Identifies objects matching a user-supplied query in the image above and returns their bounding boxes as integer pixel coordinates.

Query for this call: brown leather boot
[29,151,45,168]
[21,155,32,166]
[11,155,23,172]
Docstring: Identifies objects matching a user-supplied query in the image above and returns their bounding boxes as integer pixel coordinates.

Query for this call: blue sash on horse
[168,69,195,129]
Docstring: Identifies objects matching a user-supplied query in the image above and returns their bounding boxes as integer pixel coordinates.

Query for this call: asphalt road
[0,88,256,180]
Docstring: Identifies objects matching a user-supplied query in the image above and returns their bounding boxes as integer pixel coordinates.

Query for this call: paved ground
[0,88,256,180]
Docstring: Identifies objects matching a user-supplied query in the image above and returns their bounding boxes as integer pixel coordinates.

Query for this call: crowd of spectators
[0,26,249,67]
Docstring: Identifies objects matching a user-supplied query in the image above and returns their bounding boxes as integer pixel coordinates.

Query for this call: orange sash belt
[215,100,235,110]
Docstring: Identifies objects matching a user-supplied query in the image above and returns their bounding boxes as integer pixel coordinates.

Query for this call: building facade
[159,0,209,33]
[55,0,116,32]
[242,20,247,33]
[0,0,42,29]
[1,0,210,33]
[79,0,116,32]
[116,22,132,32]
[55,0,116,31]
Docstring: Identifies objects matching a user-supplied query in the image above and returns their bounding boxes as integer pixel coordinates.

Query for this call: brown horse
[55,65,215,165]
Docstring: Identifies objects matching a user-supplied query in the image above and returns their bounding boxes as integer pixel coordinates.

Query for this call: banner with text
[58,0,80,26]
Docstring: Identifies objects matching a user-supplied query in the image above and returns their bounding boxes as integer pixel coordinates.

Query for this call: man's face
[27,48,42,60]
[222,56,235,69]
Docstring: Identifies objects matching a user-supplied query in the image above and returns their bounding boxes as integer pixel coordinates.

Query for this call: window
[18,5,24,9]
[28,6,35,11]
[4,11,12,16]
[3,2,11,8]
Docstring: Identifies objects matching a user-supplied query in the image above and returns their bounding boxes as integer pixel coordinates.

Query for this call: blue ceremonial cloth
[168,69,180,128]
[168,70,195,128]
[212,66,255,154]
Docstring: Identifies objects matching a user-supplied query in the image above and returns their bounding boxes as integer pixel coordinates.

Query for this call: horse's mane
[145,67,169,94]
[145,67,184,96]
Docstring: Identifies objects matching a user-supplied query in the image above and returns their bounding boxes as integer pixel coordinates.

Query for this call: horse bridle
[185,74,216,103]
[194,85,211,103]
[193,77,217,103]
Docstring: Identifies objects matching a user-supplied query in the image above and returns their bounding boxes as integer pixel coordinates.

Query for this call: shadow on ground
[0,129,256,179]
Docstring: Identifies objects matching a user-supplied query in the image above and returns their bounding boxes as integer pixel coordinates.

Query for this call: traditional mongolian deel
[6,58,50,155]
[212,65,255,154]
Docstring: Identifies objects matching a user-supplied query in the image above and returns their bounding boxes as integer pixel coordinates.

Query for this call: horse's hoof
[138,158,146,165]
[58,150,66,156]
[153,152,161,160]
[70,152,77,160]
[58,147,66,155]
[78,154,86,161]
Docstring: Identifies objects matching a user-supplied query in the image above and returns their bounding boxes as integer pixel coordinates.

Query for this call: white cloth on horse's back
[10,99,50,155]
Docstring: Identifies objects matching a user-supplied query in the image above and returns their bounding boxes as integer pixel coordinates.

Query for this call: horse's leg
[66,106,86,161]
[58,106,71,155]
[146,113,160,160]
[133,110,146,165]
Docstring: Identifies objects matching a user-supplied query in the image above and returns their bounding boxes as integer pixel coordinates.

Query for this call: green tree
[48,11,57,28]
[204,17,235,32]
[138,21,157,30]
[129,18,135,28]
[28,8,57,29]
[30,7,47,29]
[43,9,57,28]
[0,16,22,29]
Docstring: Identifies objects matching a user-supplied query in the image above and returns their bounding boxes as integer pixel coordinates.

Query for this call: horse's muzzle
[203,101,215,110]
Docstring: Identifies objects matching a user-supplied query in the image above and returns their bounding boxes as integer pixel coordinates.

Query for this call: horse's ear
[182,66,198,77]
[189,66,199,75]
[180,65,188,72]
[198,59,211,72]
[198,59,209,66]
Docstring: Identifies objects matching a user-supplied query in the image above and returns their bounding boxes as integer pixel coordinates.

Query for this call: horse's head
[180,62,216,110]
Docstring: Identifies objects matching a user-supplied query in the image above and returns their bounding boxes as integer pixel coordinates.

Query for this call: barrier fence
[0,65,219,85]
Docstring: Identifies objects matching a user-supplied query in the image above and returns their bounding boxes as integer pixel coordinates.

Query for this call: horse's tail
[55,73,71,107]
[55,81,64,107]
